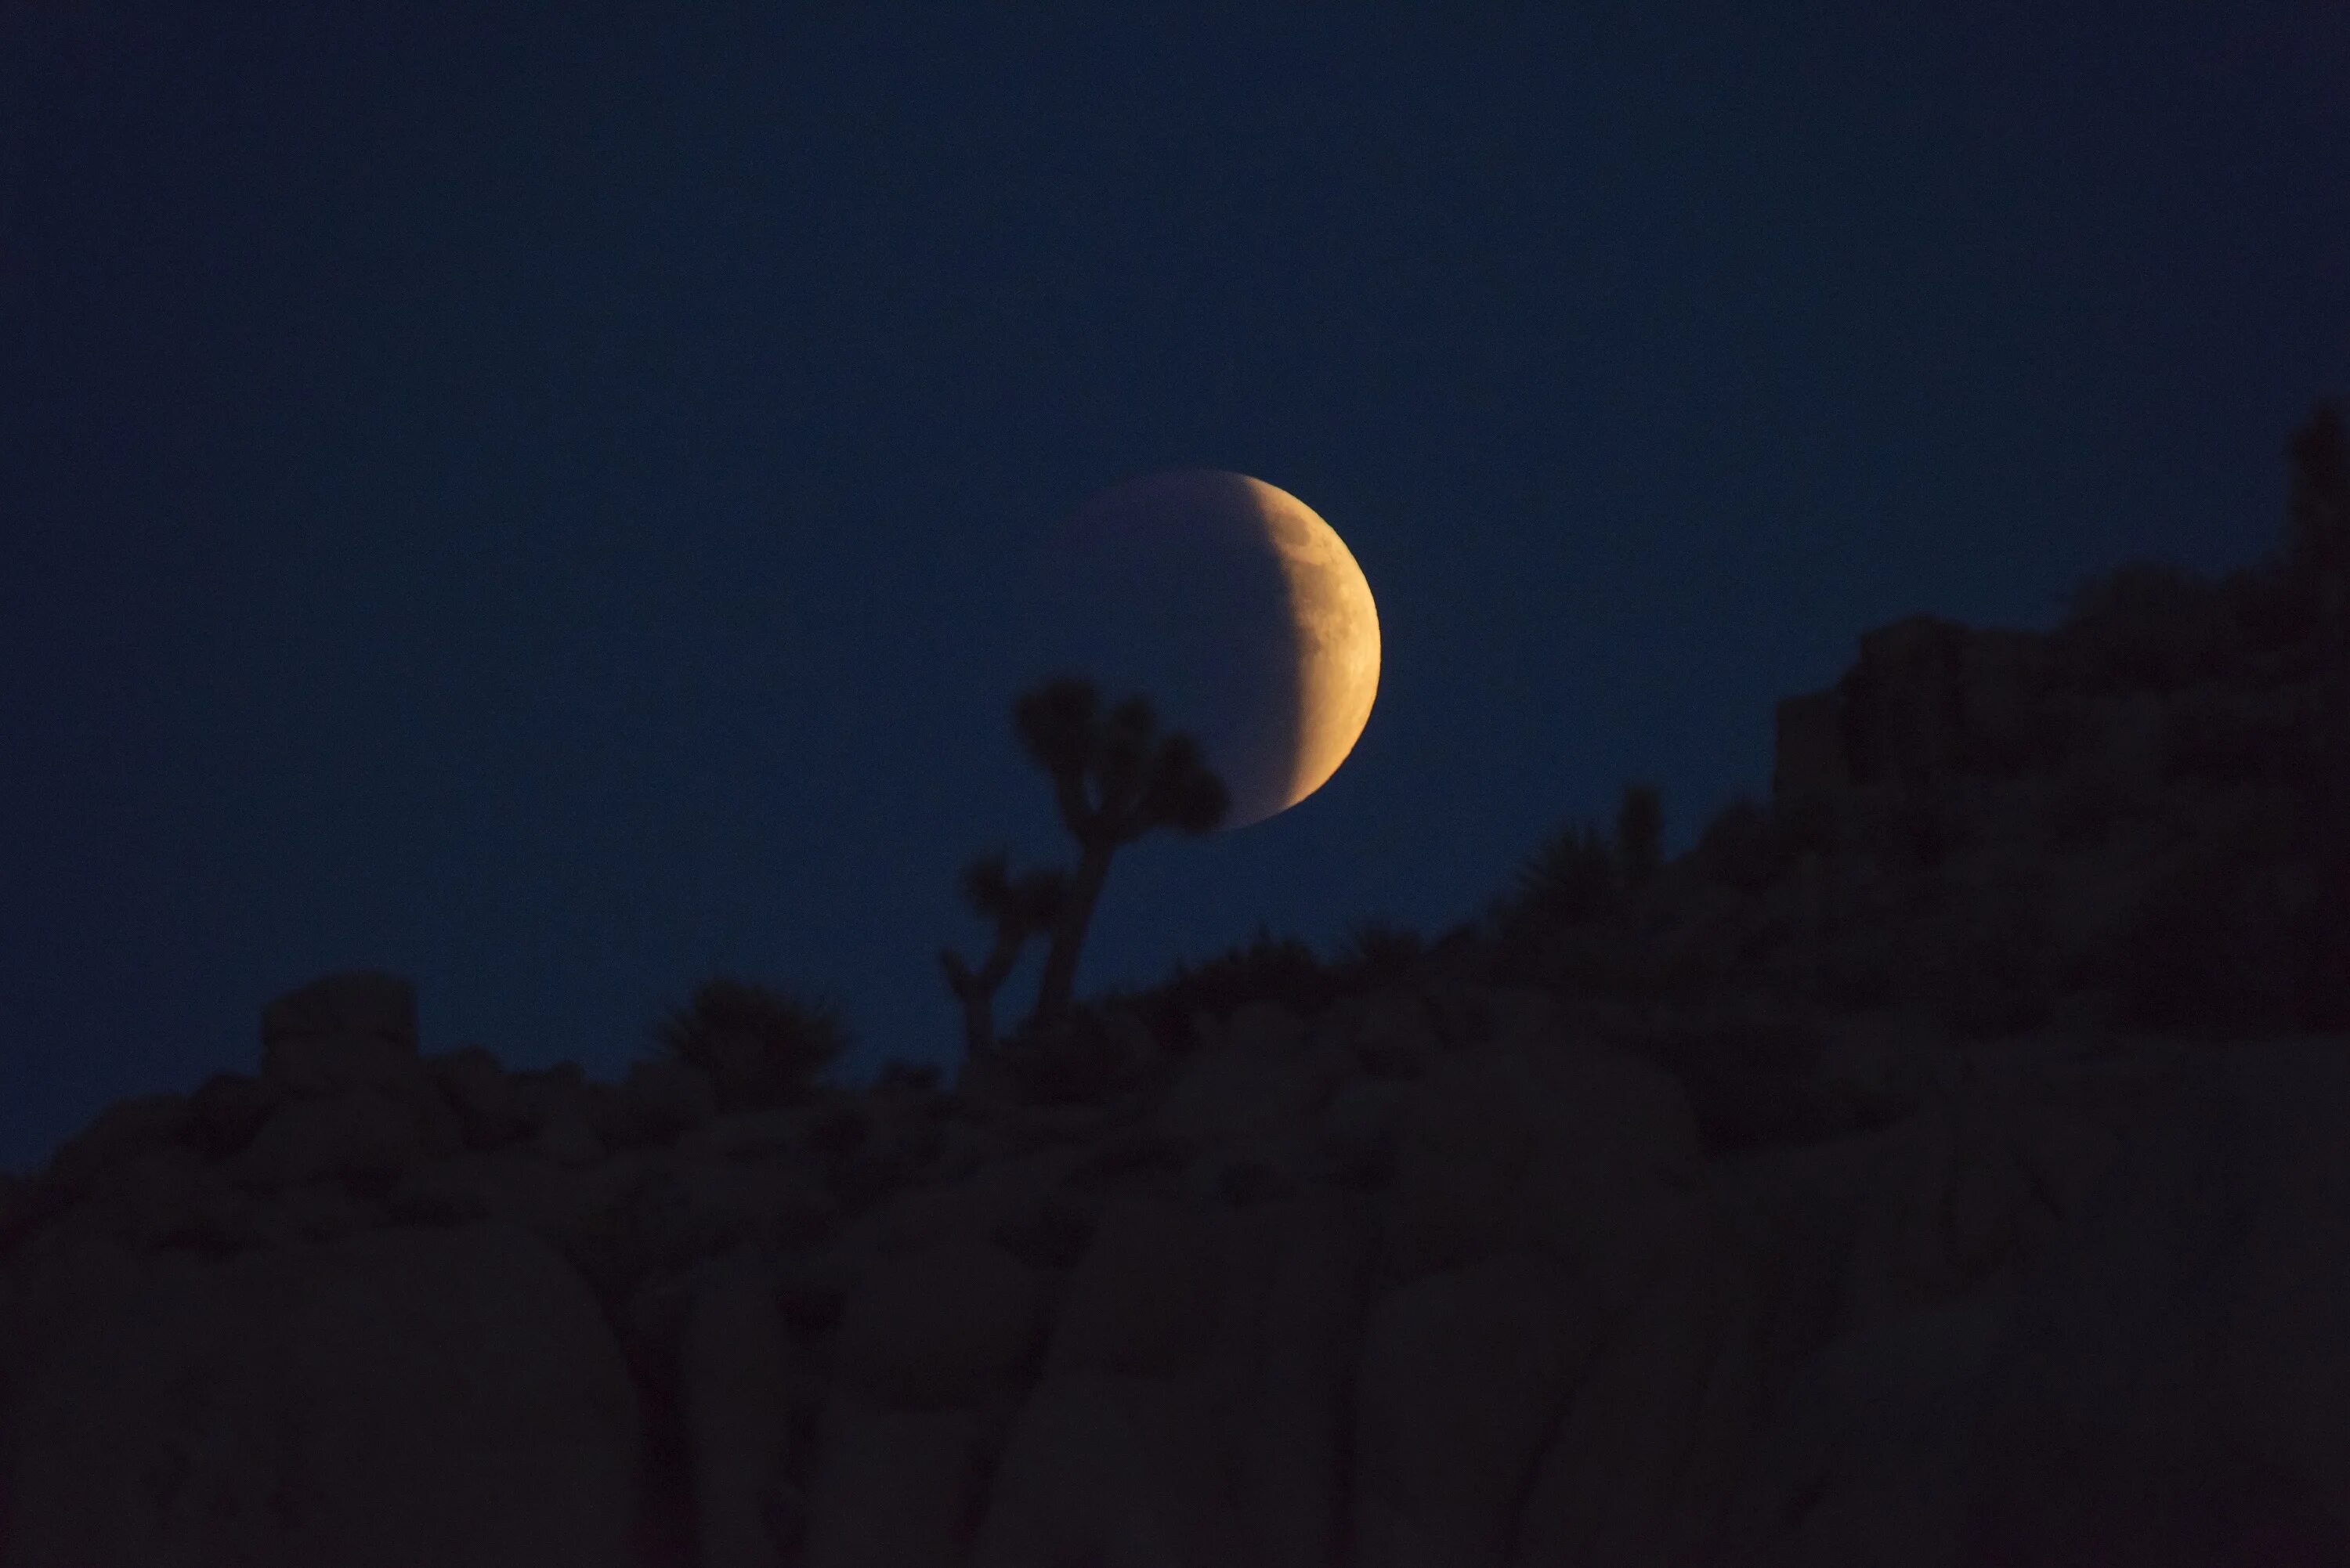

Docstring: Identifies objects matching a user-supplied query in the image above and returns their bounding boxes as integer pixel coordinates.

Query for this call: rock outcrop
[2,529,2345,1565]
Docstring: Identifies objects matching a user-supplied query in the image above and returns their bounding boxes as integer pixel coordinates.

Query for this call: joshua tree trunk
[1031,839,1115,1032]
[956,986,993,1060]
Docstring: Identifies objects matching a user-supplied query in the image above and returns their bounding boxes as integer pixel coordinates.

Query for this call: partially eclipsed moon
[1035,470,1380,830]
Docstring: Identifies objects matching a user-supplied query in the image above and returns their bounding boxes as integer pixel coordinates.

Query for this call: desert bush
[1145,926,1337,1040]
[1330,918,1425,988]
[1503,819,1621,926]
[990,1005,1150,1108]
[1697,796,1796,894]
[645,976,849,1115]
[1614,782,1665,887]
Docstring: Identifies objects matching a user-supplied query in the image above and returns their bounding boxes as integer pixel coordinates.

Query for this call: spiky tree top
[1014,677,1231,851]
[957,851,1072,936]
[938,849,1069,1060]
[1011,675,1230,1030]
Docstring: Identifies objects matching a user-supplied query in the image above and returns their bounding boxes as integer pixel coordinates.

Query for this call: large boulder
[960,1185,1376,1568]
[1960,1040,2350,1564]
[230,1088,450,1191]
[258,969,426,1099]
[1511,1202,1766,1565]
[1153,1017,1342,1153]
[186,1070,284,1158]
[1352,1247,1600,1568]
[0,1218,642,1568]
[1376,1035,1705,1302]
[428,1045,533,1150]
[801,1388,1004,1568]
[968,1371,1252,1568]
[682,1257,796,1568]
[1709,1284,2017,1567]
[1044,1192,1224,1377]
[39,1091,193,1200]
[626,1055,721,1141]
[836,1231,1045,1411]
[1214,1187,1379,1568]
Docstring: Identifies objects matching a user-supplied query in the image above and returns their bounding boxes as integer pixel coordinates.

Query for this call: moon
[1032,470,1379,830]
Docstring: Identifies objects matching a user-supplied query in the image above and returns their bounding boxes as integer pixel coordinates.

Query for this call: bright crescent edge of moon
[1241,475,1381,827]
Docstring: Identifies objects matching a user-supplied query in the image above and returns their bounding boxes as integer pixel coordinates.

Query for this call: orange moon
[1037,470,1379,829]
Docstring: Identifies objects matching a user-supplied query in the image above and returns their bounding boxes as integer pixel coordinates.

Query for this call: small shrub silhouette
[1331,917,1425,988]
[992,1003,1144,1108]
[1614,782,1665,887]
[645,975,849,1115]
[1145,926,1336,1042]
[1504,819,1620,927]
[1487,816,1624,983]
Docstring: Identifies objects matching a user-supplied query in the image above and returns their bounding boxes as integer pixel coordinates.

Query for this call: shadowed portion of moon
[1029,470,1379,829]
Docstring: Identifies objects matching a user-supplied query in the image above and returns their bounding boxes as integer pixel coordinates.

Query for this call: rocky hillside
[1,412,2344,1566]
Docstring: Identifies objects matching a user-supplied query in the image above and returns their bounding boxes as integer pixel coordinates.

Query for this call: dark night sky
[3,4,2345,1175]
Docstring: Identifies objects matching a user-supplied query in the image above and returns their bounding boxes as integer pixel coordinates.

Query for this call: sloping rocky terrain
[2,428,2345,1565]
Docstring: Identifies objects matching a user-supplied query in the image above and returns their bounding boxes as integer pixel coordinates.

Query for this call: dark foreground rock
[5,517,2345,1564]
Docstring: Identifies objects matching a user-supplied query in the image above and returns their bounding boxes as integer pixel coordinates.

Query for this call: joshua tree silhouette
[1010,675,1230,1033]
[1614,781,1665,888]
[938,852,1068,1060]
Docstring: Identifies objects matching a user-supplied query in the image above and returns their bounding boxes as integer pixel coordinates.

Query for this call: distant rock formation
[4,472,2347,1563]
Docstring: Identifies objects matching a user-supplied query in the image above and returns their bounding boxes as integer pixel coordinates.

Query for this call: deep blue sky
[4,4,2345,1174]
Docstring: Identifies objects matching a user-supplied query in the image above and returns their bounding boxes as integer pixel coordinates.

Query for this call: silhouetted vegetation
[1614,782,1665,887]
[938,851,1068,1061]
[1506,820,1620,925]
[1140,925,1337,1046]
[643,976,848,1114]
[2286,399,2348,582]
[1010,676,1231,1032]
[1329,917,1425,988]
